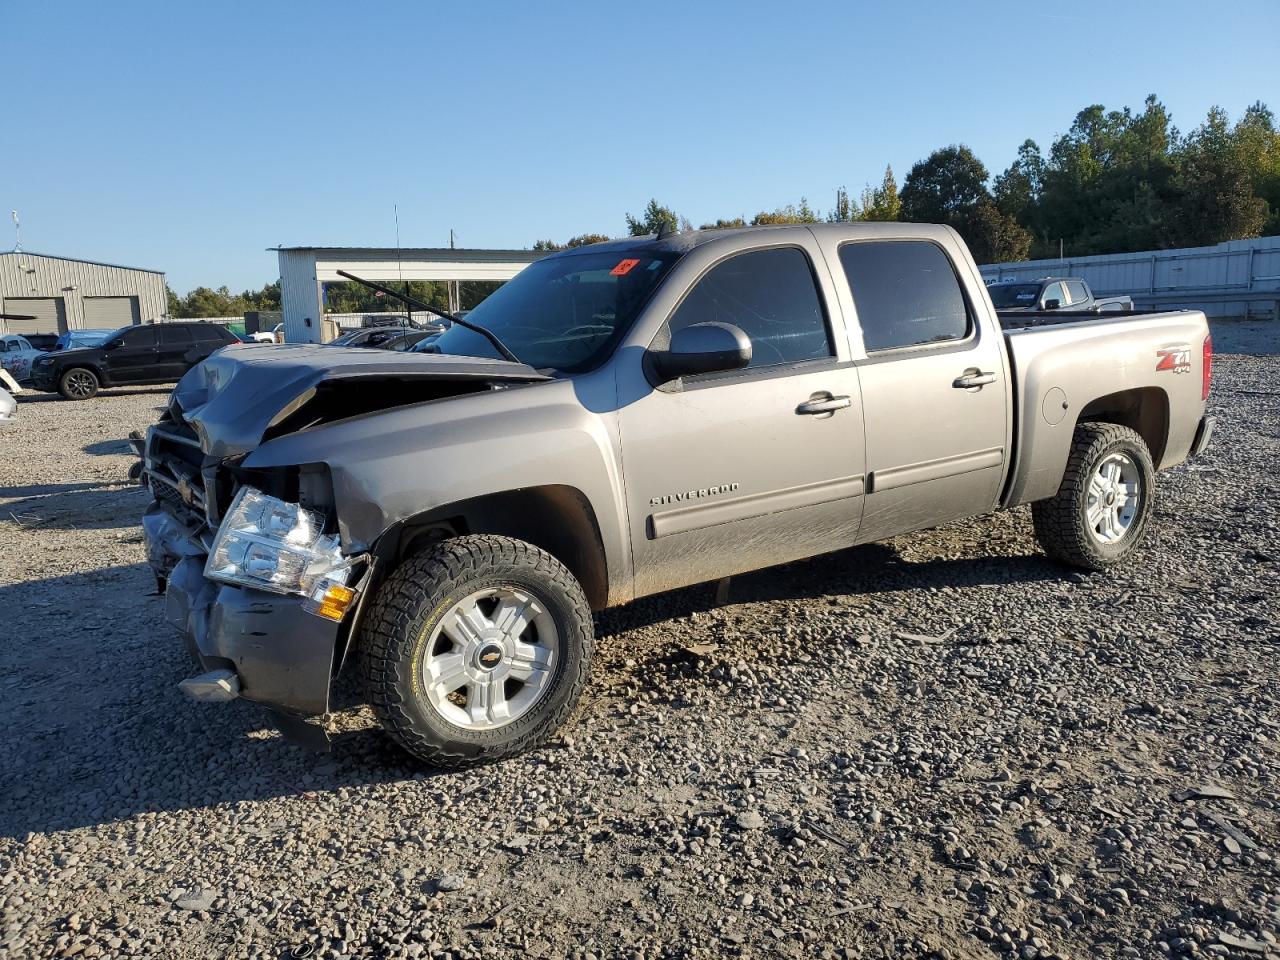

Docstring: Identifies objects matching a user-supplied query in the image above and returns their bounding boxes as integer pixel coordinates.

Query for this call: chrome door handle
[796,395,851,415]
[953,371,996,388]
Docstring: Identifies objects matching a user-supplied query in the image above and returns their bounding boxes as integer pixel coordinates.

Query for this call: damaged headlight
[206,488,355,614]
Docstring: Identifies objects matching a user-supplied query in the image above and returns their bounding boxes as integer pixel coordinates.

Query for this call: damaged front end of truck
[138,344,548,747]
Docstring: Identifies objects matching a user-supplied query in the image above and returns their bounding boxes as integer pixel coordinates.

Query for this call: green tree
[242,280,280,311]
[532,239,563,251]
[625,199,680,236]
[962,200,1032,263]
[1170,106,1268,245]
[859,166,901,222]
[566,233,611,247]
[751,198,819,225]
[1030,96,1180,256]
[1233,101,1280,234]
[699,217,748,230]
[901,146,1026,262]
[900,145,991,224]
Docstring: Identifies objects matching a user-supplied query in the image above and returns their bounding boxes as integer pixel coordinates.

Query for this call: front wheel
[361,535,594,768]
[1032,422,1155,571]
[59,367,100,400]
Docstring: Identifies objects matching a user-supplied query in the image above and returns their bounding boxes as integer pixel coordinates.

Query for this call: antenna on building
[10,211,20,252]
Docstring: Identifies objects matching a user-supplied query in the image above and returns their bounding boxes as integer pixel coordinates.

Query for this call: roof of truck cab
[545,222,960,258]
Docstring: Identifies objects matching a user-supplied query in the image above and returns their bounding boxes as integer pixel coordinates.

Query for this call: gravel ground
[1,332,1277,960]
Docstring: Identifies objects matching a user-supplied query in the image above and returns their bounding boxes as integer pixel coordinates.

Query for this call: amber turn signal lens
[313,584,356,621]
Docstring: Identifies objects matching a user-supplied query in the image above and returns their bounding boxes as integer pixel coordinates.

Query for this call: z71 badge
[1155,345,1192,374]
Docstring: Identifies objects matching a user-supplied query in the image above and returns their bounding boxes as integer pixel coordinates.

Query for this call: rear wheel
[1032,422,1155,570]
[58,367,100,400]
[361,535,594,768]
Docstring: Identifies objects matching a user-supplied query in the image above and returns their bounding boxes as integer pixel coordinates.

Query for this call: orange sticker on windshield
[610,258,640,276]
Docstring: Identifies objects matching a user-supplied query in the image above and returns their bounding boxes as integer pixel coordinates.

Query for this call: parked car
[327,327,434,351]
[0,334,42,383]
[54,328,116,351]
[29,322,239,400]
[987,277,1133,313]
[139,223,1213,767]
[0,382,15,426]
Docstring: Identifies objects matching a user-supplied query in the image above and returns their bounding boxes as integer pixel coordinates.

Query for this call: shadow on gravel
[0,541,1069,839]
[0,480,128,498]
[597,540,1069,637]
[83,438,137,456]
[15,387,171,405]
[0,562,445,840]
[2,485,145,529]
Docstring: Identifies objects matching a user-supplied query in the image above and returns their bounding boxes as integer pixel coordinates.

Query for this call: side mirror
[649,322,752,383]
[1042,298,1061,310]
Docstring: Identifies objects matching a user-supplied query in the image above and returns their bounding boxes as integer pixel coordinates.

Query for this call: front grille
[144,412,215,532]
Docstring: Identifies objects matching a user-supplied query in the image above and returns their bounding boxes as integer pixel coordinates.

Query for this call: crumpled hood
[171,343,548,458]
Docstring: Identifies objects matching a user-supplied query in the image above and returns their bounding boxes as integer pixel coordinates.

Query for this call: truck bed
[999,308,1209,509]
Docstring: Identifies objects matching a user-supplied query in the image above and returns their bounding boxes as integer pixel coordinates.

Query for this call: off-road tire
[361,535,594,768]
[58,367,100,400]
[1032,422,1155,571]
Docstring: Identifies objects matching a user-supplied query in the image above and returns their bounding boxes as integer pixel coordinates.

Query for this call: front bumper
[30,368,56,391]
[143,502,341,747]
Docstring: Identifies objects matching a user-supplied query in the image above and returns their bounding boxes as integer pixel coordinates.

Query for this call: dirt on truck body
[140,223,1214,767]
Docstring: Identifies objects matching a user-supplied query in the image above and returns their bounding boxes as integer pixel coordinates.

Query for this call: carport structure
[275,246,546,343]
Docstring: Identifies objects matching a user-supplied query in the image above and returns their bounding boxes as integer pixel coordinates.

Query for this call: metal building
[0,251,167,336]
[979,235,1280,320]
[276,246,546,343]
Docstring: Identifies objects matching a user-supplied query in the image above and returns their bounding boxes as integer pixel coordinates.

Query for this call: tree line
[167,94,1280,316]
[536,96,1280,264]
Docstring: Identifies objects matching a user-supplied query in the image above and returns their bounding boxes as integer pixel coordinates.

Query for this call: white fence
[980,236,1280,320]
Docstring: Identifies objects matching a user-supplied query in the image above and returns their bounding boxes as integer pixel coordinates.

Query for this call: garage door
[83,296,141,326]
[2,297,67,336]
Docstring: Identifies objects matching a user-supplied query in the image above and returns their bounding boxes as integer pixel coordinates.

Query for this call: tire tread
[1031,422,1154,571]
[360,535,593,769]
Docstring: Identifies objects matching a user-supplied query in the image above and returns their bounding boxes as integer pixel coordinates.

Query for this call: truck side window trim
[836,238,980,362]
[650,243,838,388]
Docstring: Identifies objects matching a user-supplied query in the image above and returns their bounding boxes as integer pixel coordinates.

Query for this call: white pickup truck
[141,223,1215,767]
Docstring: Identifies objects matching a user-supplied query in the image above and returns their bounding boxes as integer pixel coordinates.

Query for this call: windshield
[329,330,371,346]
[988,283,1041,308]
[413,249,681,371]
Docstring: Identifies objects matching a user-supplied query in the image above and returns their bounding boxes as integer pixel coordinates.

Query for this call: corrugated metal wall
[979,236,1280,319]
[0,252,167,334]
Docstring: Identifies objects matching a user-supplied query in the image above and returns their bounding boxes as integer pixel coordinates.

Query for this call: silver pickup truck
[140,223,1214,767]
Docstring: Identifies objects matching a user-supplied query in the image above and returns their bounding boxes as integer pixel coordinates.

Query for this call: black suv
[29,322,239,400]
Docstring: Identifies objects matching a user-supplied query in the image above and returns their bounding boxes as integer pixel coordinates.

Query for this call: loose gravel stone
[1,331,1277,959]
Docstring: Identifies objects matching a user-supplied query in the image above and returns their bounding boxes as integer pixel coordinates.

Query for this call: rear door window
[838,241,970,352]
[669,247,833,370]
[162,326,193,345]
[1041,282,1067,307]
[1066,281,1089,304]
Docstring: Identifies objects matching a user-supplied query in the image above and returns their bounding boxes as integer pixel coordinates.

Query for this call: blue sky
[3,0,1277,292]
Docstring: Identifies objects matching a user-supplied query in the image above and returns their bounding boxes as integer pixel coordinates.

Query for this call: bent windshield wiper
[336,270,520,364]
